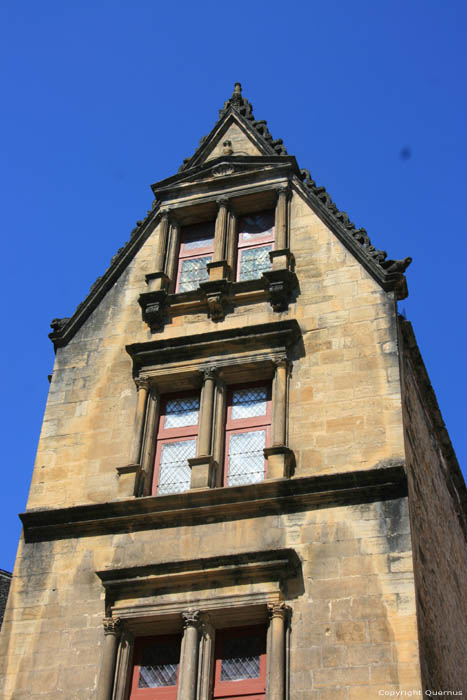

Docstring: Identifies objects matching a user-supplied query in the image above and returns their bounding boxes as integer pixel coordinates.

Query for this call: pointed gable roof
[178,83,288,173]
[49,83,411,350]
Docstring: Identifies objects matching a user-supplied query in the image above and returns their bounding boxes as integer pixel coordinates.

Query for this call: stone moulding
[19,465,407,543]
[126,319,301,374]
[96,548,300,597]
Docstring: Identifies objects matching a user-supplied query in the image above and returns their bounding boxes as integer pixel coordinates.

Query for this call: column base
[207,260,231,281]
[145,271,170,292]
[269,248,294,272]
[188,456,217,489]
[264,446,294,479]
[115,464,141,497]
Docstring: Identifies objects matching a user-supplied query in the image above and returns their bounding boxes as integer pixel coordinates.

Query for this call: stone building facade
[0,84,466,699]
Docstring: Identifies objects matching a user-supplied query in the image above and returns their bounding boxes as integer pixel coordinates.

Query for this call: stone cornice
[20,466,407,543]
[126,319,301,374]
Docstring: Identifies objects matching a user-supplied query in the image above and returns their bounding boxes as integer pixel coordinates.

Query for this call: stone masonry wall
[0,496,420,699]
[400,319,467,693]
[25,188,405,511]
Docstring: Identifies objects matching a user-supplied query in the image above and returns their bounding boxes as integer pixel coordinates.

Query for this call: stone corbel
[199,279,230,322]
[138,287,168,332]
[262,265,297,312]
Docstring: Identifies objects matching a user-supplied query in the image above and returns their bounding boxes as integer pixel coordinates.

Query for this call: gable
[203,122,263,161]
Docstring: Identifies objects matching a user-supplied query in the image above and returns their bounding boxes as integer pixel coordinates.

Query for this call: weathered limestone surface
[25,191,404,512]
[204,123,263,160]
[400,319,467,693]
[0,498,419,698]
[0,175,420,697]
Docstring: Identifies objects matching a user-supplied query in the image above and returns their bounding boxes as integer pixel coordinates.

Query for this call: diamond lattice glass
[164,396,199,429]
[227,430,265,486]
[158,440,196,495]
[178,256,212,292]
[239,246,272,281]
[139,641,180,688]
[231,387,267,420]
[220,635,262,681]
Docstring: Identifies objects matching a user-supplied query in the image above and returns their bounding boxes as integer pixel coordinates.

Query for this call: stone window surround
[95,549,297,700]
[121,321,300,500]
[138,183,296,329]
[121,356,292,500]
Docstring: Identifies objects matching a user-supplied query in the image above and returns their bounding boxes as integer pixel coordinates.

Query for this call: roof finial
[232,82,243,106]
[219,82,254,119]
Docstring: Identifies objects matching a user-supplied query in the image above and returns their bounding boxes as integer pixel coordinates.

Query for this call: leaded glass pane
[231,387,267,420]
[138,641,180,688]
[164,396,199,429]
[239,246,272,281]
[239,213,274,241]
[227,430,265,486]
[182,222,215,250]
[178,255,212,292]
[220,635,262,681]
[158,440,195,495]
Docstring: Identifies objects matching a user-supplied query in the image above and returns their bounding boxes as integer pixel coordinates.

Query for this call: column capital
[181,609,202,629]
[135,376,151,391]
[267,602,290,620]
[201,365,218,382]
[276,183,291,198]
[216,195,230,210]
[103,617,122,637]
[274,357,290,370]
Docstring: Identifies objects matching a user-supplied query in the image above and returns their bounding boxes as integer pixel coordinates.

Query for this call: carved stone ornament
[138,289,168,332]
[222,140,233,155]
[262,269,297,312]
[103,617,122,636]
[200,279,229,321]
[267,602,289,620]
[182,609,202,628]
[202,365,218,382]
[135,376,150,391]
[212,162,235,177]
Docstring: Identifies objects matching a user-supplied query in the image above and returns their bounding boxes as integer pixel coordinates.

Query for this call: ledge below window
[19,465,407,543]
[139,269,298,331]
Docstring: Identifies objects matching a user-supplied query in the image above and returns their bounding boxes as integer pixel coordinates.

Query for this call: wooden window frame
[151,391,200,496]
[213,624,267,700]
[129,633,182,700]
[175,221,215,293]
[236,211,275,282]
[223,382,272,487]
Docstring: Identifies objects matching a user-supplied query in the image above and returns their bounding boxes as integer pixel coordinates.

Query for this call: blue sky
[0,0,466,570]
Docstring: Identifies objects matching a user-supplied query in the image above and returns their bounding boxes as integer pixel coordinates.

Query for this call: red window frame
[223,382,272,487]
[175,221,215,293]
[129,634,182,700]
[152,391,200,496]
[236,211,275,282]
[213,625,267,700]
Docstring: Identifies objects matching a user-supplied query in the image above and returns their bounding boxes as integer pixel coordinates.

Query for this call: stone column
[272,360,288,447]
[267,604,288,700]
[226,211,237,275]
[264,360,293,479]
[212,378,227,486]
[165,218,181,289]
[96,617,122,700]
[178,610,201,700]
[117,378,150,497]
[146,211,171,293]
[275,185,289,251]
[208,197,230,281]
[189,368,216,489]
[130,378,150,465]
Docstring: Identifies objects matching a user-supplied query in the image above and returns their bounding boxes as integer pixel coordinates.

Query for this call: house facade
[1,84,466,699]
